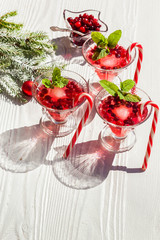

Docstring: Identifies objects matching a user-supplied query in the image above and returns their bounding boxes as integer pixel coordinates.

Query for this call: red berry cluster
[37,80,84,110]
[67,13,101,35]
[88,45,128,70]
[99,96,147,126]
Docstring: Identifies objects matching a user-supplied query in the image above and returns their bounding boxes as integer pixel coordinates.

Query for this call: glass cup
[82,36,136,95]
[95,87,152,152]
[32,69,88,137]
[63,9,108,48]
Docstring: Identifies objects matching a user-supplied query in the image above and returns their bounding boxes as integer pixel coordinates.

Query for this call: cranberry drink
[34,68,84,123]
[84,31,131,81]
[97,80,148,137]
[98,95,148,137]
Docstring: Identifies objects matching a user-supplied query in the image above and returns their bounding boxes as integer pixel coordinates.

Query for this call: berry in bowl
[32,67,88,137]
[95,79,152,152]
[63,9,108,47]
[82,30,136,93]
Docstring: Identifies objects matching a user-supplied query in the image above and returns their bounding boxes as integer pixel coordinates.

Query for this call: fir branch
[0,31,23,44]
[28,31,49,40]
[0,11,17,20]
[0,42,22,57]
[0,73,25,100]
[0,11,57,103]
[0,11,23,31]
[0,20,23,31]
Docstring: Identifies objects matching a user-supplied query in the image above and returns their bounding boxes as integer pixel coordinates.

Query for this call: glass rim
[82,37,137,72]
[32,69,89,113]
[95,87,153,129]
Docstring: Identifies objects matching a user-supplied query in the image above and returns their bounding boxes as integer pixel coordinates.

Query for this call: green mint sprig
[100,79,141,102]
[91,30,122,61]
[42,67,68,89]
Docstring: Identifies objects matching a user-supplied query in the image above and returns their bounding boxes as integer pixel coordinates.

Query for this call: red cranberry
[88,53,93,59]
[95,60,100,64]
[44,95,52,102]
[41,88,48,95]
[83,13,88,18]
[115,53,121,58]
[67,12,102,36]
[67,17,74,23]
[101,66,107,70]
[74,17,79,22]
[89,14,94,19]
[79,26,86,33]
[75,21,81,28]
[92,19,99,26]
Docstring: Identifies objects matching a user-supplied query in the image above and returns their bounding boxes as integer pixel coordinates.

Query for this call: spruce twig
[0,10,57,103]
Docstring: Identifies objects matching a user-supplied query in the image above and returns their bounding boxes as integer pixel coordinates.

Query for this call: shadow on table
[0,123,143,184]
[52,137,116,189]
[111,165,143,173]
[51,37,86,64]
[0,124,55,173]
[52,135,144,189]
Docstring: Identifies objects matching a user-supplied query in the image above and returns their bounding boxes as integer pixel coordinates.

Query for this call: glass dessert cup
[82,36,136,95]
[32,69,88,137]
[63,9,108,48]
[95,88,152,153]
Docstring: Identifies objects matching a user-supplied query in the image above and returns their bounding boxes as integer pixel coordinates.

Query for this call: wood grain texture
[0,0,160,239]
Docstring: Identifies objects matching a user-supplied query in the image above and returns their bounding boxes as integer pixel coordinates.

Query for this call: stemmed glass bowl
[82,36,136,95]
[63,9,108,48]
[32,69,88,137]
[95,87,152,152]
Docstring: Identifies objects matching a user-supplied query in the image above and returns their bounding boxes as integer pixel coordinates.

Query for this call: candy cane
[139,101,159,170]
[126,43,143,85]
[63,92,93,159]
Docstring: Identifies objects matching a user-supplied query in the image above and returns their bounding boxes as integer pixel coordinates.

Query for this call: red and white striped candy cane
[140,101,159,170]
[126,42,143,85]
[63,92,93,159]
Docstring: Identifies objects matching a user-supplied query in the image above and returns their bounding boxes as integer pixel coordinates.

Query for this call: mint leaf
[52,67,68,88]
[92,48,109,60]
[97,39,108,48]
[54,76,68,88]
[100,80,119,96]
[91,32,108,48]
[108,30,122,49]
[117,89,125,99]
[52,67,61,79]
[91,32,107,45]
[100,79,141,102]
[42,67,68,89]
[92,48,101,60]
[120,79,135,92]
[124,93,141,102]
[42,78,52,88]
[98,48,109,59]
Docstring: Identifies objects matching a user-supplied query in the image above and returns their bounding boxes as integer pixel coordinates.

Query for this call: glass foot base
[40,114,76,137]
[100,125,136,153]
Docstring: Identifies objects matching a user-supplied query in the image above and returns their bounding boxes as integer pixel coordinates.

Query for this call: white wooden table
[0,0,160,239]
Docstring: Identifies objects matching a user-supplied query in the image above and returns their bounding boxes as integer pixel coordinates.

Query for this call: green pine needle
[0,11,57,103]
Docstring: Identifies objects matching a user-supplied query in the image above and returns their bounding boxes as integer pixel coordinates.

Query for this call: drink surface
[35,79,84,110]
[86,45,129,70]
[98,95,148,126]
[35,79,85,122]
